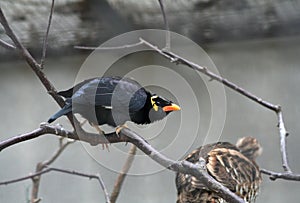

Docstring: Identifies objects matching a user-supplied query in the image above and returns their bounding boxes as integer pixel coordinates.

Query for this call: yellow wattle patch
[151,96,159,111]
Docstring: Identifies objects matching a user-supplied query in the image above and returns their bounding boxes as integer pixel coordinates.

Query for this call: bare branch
[110,145,137,203]
[277,109,291,172]
[0,8,63,107]
[0,7,80,129]
[74,41,143,50]
[139,38,296,177]
[157,0,170,49]
[42,138,74,167]
[119,128,244,203]
[0,38,16,50]
[0,124,244,203]
[0,124,123,152]
[0,167,111,203]
[140,38,279,112]
[261,169,300,181]
[31,138,74,203]
[40,0,55,68]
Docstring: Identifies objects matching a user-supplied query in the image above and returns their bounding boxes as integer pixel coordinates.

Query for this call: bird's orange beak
[163,103,181,112]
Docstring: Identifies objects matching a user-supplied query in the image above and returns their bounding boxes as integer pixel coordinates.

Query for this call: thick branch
[0,7,79,128]
[0,124,124,152]
[0,125,244,203]
[119,128,244,203]
[0,9,61,105]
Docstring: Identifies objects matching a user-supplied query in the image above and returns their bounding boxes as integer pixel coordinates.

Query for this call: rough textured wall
[1,0,300,57]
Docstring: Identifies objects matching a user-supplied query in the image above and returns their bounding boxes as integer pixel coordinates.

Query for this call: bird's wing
[58,78,97,98]
[176,142,261,203]
[177,143,242,191]
[108,77,148,112]
[198,146,260,191]
[71,77,147,111]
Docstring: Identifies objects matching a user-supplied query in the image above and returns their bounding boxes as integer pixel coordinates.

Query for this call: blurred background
[1,0,300,202]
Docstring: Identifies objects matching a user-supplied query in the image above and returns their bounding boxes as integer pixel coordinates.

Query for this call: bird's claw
[116,124,128,136]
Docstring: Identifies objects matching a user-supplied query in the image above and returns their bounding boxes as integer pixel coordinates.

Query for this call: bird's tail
[48,103,72,123]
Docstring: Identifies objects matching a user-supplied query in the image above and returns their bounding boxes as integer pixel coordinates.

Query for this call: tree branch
[0,167,111,203]
[261,169,300,181]
[140,38,279,112]
[119,128,244,203]
[276,109,291,172]
[74,41,143,50]
[157,0,170,49]
[0,124,124,152]
[110,145,137,203]
[0,124,244,203]
[31,138,74,203]
[40,0,55,68]
[0,7,79,128]
[0,38,16,50]
[139,38,297,175]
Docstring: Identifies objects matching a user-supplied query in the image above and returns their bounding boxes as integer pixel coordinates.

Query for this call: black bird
[176,137,262,203]
[48,76,180,130]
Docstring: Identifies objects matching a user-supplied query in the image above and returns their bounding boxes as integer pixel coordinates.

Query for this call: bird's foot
[39,122,48,127]
[116,124,128,136]
[91,123,105,135]
[91,123,110,151]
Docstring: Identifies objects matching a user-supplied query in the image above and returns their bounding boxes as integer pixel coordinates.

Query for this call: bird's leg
[116,124,128,136]
[91,123,110,151]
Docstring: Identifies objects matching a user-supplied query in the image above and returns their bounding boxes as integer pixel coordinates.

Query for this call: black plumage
[48,76,180,128]
[176,137,262,203]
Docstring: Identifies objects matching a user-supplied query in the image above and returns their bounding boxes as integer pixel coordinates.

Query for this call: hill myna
[48,76,180,132]
[176,137,262,203]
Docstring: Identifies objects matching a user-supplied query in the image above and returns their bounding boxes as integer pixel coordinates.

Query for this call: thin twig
[40,0,55,68]
[157,0,170,49]
[140,38,279,112]
[0,38,16,50]
[74,41,143,50]
[0,167,111,203]
[261,169,300,181]
[139,38,297,176]
[31,138,73,203]
[110,145,137,203]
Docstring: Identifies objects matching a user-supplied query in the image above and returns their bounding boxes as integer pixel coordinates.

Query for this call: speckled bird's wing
[176,142,238,190]
[176,142,261,203]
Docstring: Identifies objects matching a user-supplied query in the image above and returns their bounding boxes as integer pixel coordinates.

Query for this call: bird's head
[150,94,181,113]
[236,136,262,160]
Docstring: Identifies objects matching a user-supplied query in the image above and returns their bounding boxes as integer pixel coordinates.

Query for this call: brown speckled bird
[176,137,262,203]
